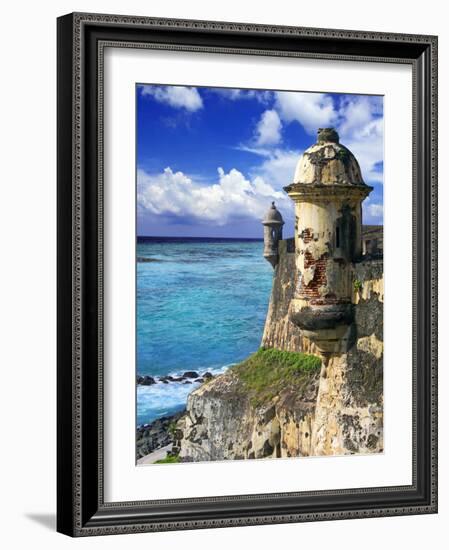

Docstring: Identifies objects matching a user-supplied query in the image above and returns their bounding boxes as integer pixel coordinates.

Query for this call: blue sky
[137,84,383,238]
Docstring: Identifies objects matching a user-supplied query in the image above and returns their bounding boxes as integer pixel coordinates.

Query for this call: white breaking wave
[137,364,235,426]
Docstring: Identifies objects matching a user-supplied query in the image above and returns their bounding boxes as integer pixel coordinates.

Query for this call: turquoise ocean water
[136,237,273,426]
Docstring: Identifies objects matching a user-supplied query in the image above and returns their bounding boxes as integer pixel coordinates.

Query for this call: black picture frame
[57,12,438,537]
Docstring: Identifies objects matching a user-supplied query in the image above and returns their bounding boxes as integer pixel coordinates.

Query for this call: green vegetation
[353,279,363,292]
[336,147,351,164]
[154,454,181,464]
[167,422,177,437]
[231,348,321,407]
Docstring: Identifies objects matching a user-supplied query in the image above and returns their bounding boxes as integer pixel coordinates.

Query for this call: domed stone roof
[293,128,365,186]
[262,202,284,225]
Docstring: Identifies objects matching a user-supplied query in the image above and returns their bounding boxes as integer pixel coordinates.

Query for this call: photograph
[54,9,437,537]
[135,84,384,465]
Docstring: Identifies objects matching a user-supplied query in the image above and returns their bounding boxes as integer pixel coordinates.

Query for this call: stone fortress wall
[177,128,384,461]
[262,230,383,456]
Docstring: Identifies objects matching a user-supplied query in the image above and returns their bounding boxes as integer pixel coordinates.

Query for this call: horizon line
[137,235,265,239]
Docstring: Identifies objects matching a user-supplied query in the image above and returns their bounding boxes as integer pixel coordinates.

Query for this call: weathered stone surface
[310,351,383,456]
[310,258,384,455]
[177,254,383,461]
[283,130,373,354]
[176,368,320,461]
[292,129,365,186]
[261,239,302,352]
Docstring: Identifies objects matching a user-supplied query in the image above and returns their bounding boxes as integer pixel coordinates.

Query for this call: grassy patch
[353,279,363,292]
[231,348,321,407]
[154,454,181,464]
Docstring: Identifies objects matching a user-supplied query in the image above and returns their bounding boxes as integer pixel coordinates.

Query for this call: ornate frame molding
[57,12,437,536]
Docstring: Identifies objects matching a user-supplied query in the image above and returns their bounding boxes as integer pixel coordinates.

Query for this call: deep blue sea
[136,237,273,426]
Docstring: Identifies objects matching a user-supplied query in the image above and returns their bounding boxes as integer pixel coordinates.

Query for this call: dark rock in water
[138,375,156,386]
[137,256,164,263]
[196,378,204,384]
[202,372,213,380]
[183,371,199,379]
[183,380,192,385]
[136,411,185,459]
[161,375,186,383]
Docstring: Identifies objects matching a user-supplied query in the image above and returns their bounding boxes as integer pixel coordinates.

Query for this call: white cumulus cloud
[140,85,203,111]
[137,166,287,227]
[341,108,384,185]
[251,149,300,191]
[255,110,282,146]
[265,92,383,187]
[211,88,273,103]
[274,92,337,134]
[338,97,379,136]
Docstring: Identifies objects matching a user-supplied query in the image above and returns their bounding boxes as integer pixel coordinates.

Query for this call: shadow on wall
[25,513,56,531]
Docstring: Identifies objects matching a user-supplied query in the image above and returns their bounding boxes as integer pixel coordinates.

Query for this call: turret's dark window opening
[336,226,341,249]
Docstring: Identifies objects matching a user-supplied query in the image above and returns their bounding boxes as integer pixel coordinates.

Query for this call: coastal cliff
[176,241,383,461]
[175,349,321,461]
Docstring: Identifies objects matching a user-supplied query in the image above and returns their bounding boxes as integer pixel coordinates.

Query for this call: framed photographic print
[57,12,438,536]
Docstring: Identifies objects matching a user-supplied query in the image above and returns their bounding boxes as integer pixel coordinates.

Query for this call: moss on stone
[231,348,321,407]
[154,454,181,464]
[353,278,363,292]
[335,147,351,165]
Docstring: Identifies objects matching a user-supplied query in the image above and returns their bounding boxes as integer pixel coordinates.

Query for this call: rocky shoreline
[136,371,215,461]
[137,370,213,386]
[136,411,185,459]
